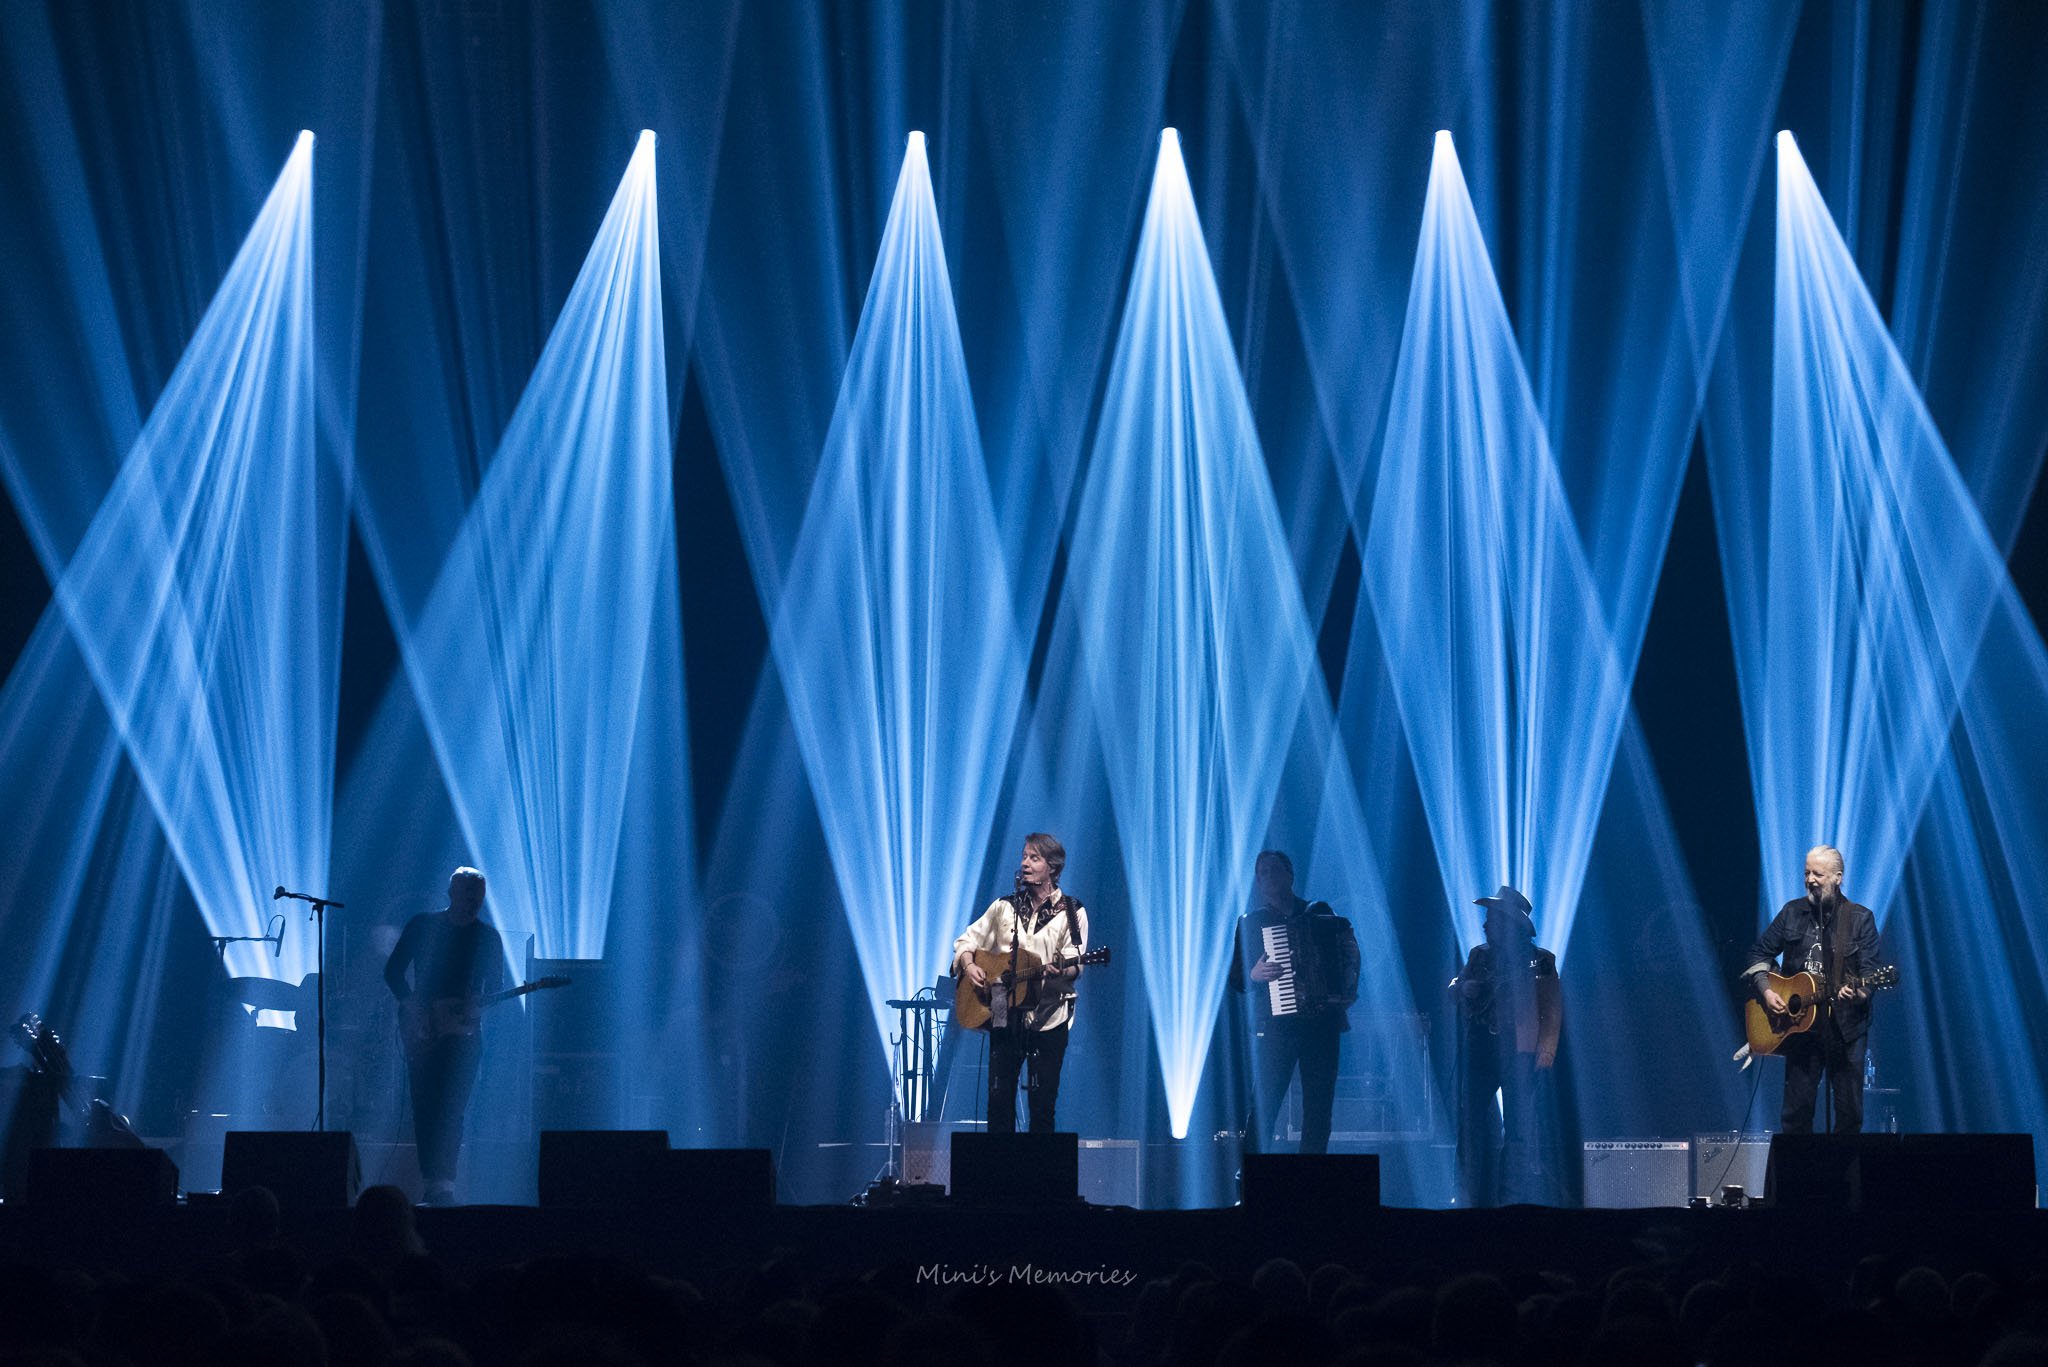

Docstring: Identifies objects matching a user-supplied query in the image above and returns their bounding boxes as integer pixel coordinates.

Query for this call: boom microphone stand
[275,887,345,1131]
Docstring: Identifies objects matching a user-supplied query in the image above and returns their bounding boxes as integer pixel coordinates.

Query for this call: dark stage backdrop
[2,0,2045,1203]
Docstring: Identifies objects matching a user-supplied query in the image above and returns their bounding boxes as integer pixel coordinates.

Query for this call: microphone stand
[1818,899,1835,1136]
[209,913,285,966]
[1008,882,1028,1116]
[276,888,345,1131]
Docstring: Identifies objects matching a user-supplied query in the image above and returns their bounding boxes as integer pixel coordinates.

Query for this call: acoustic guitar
[1743,965,1898,1056]
[953,948,1110,1031]
[401,976,570,1059]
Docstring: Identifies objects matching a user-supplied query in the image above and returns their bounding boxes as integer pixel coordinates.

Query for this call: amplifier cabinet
[1693,1132,1772,1201]
[1583,1140,1691,1208]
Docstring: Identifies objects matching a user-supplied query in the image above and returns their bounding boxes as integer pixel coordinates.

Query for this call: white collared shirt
[953,892,1089,1031]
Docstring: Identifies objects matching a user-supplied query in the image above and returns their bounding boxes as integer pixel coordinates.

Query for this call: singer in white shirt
[952,833,1089,1133]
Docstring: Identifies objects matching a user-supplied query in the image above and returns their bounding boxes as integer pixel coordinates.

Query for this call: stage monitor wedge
[28,1147,179,1209]
[1764,1133,2036,1212]
[951,1132,1078,1205]
[223,1131,361,1208]
[1240,1153,1382,1220]
[1872,1134,2036,1212]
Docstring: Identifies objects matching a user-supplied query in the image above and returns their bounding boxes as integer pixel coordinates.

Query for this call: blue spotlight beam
[1359,133,1631,960]
[770,132,1025,1076]
[1069,130,1319,1140]
[1713,133,2048,1168]
[37,134,333,985]
[1722,133,2006,923]
[376,133,670,959]
[0,616,205,1101]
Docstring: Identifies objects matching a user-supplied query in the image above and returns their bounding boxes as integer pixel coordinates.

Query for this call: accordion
[1252,910,1337,1019]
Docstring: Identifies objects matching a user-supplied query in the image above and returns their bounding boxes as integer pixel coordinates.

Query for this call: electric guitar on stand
[1744,965,1898,1056]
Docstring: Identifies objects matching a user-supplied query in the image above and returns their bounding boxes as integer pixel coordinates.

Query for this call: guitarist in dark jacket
[1742,845,1882,1134]
[385,866,506,1204]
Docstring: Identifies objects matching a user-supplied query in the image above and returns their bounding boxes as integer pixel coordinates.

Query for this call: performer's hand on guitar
[1836,983,1866,1002]
[959,953,988,989]
[1249,954,1280,984]
[1761,987,1789,1014]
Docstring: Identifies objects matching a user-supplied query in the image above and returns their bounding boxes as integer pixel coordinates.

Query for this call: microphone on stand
[267,913,286,958]
[274,887,345,909]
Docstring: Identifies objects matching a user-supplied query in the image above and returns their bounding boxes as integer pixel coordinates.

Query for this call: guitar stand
[879,990,949,1183]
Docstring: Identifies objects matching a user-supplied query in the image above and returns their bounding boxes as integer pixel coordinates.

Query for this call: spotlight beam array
[1720,133,2006,922]
[1070,130,1319,1140]
[771,132,1025,1075]
[1360,132,1631,960]
[32,133,332,986]
[1711,130,2048,1181]
[367,133,671,959]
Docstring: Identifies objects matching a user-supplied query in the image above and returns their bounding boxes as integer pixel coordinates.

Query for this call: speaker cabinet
[1582,1141,1691,1208]
[1240,1153,1382,1217]
[28,1147,179,1208]
[1870,1134,2037,1212]
[1764,1134,1890,1208]
[902,1121,968,1189]
[538,1129,669,1207]
[1079,1138,1141,1207]
[223,1131,360,1208]
[951,1132,1078,1204]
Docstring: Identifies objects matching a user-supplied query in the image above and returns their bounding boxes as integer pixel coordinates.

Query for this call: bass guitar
[954,948,1110,1031]
[1744,965,1898,1056]
[401,976,570,1058]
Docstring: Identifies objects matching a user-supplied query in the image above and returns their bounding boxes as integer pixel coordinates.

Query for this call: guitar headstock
[12,1012,70,1076]
[1077,947,1111,966]
[1861,965,1899,991]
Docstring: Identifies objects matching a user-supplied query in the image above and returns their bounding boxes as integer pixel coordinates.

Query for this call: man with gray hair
[385,865,506,1204]
[1742,846,1883,1133]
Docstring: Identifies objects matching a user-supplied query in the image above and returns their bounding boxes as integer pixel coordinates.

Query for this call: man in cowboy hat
[1451,885,1561,1206]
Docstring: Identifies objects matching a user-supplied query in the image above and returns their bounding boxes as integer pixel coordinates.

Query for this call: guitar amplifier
[1583,1140,1691,1207]
[1079,1138,1140,1207]
[1693,1132,1772,1201]
[902,1121,967,1188]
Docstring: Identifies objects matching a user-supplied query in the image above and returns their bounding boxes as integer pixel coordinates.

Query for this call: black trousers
[1779,1026,1867,1134]
[987,1024,1069,1133]
[1242,1019,1341,1154]
[407,1034,483,1185]
[1458,1043,1540,1207]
